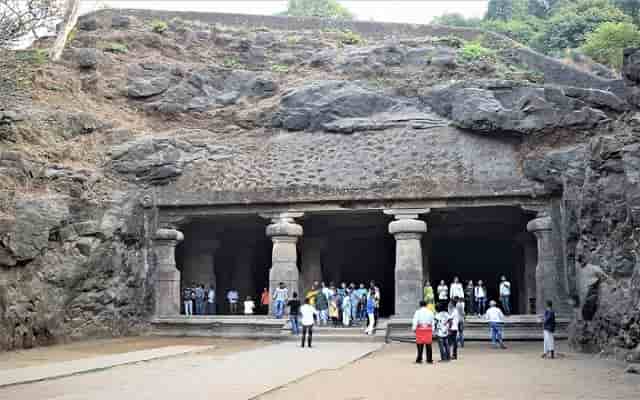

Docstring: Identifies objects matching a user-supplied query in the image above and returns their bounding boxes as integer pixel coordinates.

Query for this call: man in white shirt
[299,298,318,348]
[485,300,507,349]
[474,280,487,316]
[412,300,435,364]
[437,280,449,309]
[499,275,512,315]
[244,296,255,315]
[449,277,464,301]
[207,285,216,315]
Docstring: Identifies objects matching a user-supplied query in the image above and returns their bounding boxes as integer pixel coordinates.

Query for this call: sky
[80,1,489,24]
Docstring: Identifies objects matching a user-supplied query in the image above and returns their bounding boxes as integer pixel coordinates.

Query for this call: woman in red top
[260,288,270,314]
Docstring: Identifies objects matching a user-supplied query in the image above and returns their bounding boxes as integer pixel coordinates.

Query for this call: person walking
[499,276,512,315]
[287,292,301,335]
[437,280,449,310]
[364,294,376,335]
[464,280,475,315]
[207,285,216,315]
[449,277,464,303]
[315,286,329,326]
[485,300,507,349]
[412,301,435,364]
[456,296,466,348]
[300,298,318,348]
[435,303,452,362]
[475,280,487,316]
[183,284,194,316]
[448,299,460,360]
[542,300,556,359]
[260,287,270,315]
[273,282,289,319]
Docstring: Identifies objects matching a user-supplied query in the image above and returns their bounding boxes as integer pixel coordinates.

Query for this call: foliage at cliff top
[281,0,353,20]
[432,0,640,69]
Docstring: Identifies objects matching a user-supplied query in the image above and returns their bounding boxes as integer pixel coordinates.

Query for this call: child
[342,293,352,327]
[435,304,452,362]
[329,295,339,327]
[244,296,255,315]
[543,300,556,359]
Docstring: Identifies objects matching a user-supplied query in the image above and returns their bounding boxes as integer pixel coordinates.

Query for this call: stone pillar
[385,209,429,317]
[154,229,184,317]
[264,213,303,314]
[527,214,560,314]
[181,238,219,289]
[301,237,326,295]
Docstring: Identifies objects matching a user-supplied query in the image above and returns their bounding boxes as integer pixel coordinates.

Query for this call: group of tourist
[181,283,216,316]
[424,275,513,316]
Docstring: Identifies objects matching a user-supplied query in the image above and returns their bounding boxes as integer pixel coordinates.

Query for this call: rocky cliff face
[0,10,639,356]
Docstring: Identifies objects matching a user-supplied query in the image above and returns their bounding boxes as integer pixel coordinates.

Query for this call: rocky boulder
[75,48,98,69]
[425,80,626,135]
[623,47,640,85]
[127,64,278,113]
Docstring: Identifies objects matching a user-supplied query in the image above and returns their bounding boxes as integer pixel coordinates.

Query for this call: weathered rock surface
[127,64,277,112]
[426,80,626,135]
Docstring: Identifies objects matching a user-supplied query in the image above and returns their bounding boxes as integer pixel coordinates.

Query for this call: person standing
[195,284,205,315]
[329,295,340,327]
[435,303,451,362]
[437,280,449,310]
[499,276,512,315]
[423,280,435,308]
[288,292,301,335]
[244,296,256,315]
[364,294,376,335]
[273,282,289,319]
[464,280,475,315]
[373,286,381,327]
[227,288,239,314]
[207,285,216,315]
[475,280,487,316]
[543,300,556,359]
[342,293,352,327]
[306,283,319,307]
[183,284,194,316]
[300,298,318,348]
[321,282,331,302]
[349,285,360,324]
[485,300,507,349]
[449,277,464,303]
[315,286,329,326]
[412,300,435,364]
[456,296,466,348]
[260,287,270,315]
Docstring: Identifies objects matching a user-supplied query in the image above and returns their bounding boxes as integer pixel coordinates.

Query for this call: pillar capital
[384,208,430,220]
[154,228,184,243]
[260,211,305,224]
[527,216,552,233]
[389,219,427,236]
[265,212,303,238]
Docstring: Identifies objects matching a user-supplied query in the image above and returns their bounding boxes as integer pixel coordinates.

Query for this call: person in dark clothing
[288,292,301,335]
[543,300,556,359]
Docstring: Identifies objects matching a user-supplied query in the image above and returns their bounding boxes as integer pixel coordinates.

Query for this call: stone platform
[151,315,568,342]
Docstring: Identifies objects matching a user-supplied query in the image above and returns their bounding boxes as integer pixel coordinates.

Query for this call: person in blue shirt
[364,295,376,335]
[543,300,556,359]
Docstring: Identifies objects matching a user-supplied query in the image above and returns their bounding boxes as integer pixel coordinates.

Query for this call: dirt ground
[258,342,640,400]
[0,336,267,369]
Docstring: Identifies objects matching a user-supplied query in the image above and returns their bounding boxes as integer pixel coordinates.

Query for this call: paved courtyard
[0,339,638,400]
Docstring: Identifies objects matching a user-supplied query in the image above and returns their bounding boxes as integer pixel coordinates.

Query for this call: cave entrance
[175,215,271,315]
[426,206,537,315]
[302,211,396,317]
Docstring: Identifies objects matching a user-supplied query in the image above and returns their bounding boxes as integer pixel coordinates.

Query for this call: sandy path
[0,337,265,369]
[258,342,640,400]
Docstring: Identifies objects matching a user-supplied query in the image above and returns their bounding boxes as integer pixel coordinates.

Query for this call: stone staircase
[150,315,569,342]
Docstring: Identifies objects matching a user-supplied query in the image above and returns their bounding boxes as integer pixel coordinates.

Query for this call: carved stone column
[154,229,184,317]
[527,214,559,314]
[181,238,220,289]
[264,213,303,313]
[385,209,428,317]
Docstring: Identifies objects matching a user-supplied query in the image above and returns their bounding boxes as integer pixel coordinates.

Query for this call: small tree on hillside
[0,0,60,48]
[582,22,640,69]
[487,0,514,21]
[284,0,353,19]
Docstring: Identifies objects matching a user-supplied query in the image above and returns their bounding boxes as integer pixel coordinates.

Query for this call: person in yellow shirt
[305,283,319,306]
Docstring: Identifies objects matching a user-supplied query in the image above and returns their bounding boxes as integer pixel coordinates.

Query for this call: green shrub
[15,49,49,65]
[222,57,240,68]
[338,30,363,45]
[151,19,168,34]
[581,22,640,69]
[459,42,495,62]
[431,36,466,49]
[271,64,290,73]
[102,42,128,54]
